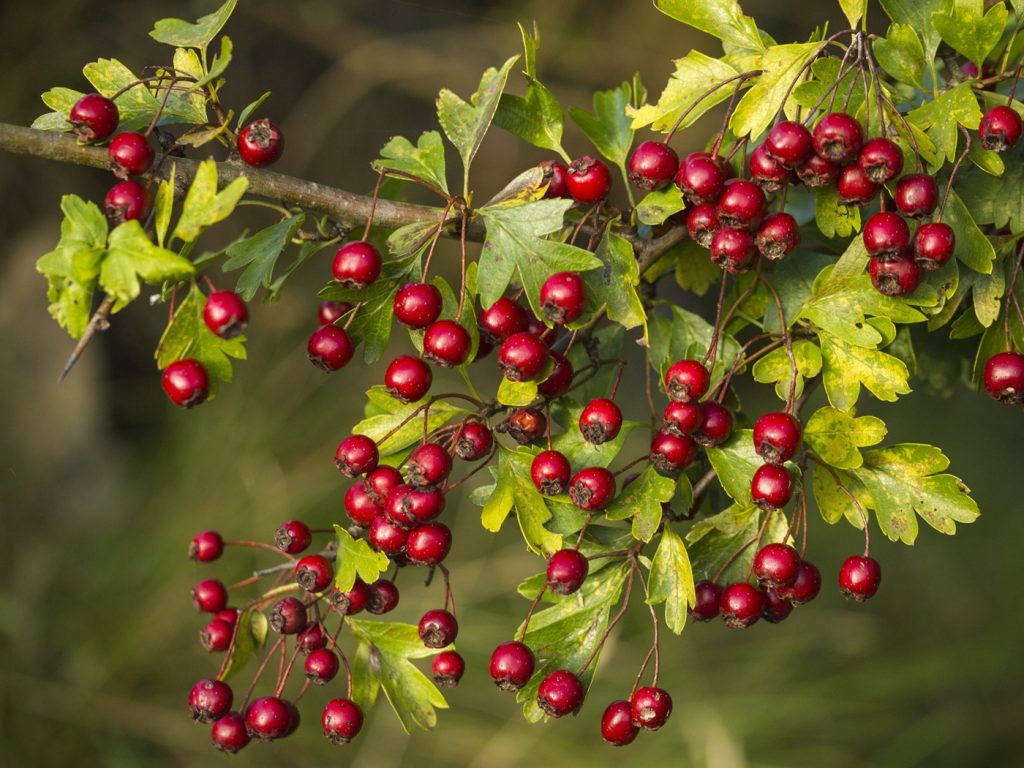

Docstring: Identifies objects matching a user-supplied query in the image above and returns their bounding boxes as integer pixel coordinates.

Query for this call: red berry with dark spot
[297,623,327,654]
[540,272,586,324]
[753,411,802,463]
[480,297,529,342]
[579,397,622,444]
[664,359,710,403]
[433,650,466,688]
[237,119,284,166]
[103,179,148,224]
[912,222,955,270]
[406,522,452,565]
[307,324,354,371]
[631,686,672,730]
[686,203,720,247]
[566,155,612,203]
[192,578,228,613]
[662,401,703,435]
[498,332,549,382]
[423,320,472,366]
[569,467,616,511]
[531,450,572,495]
[384,355,432,402]
[244,696,292,741]
[318,300,350,325]
[162,359,209,408]
[366,579,400,614]
[696,401,733,446]
[761,587,794,623]
[189,530,224,562]
[775,560,822,605]
[753,542,800,588]
[839,555,882,601]
[305,647,340,684]
[858,137,903,183]
[720,582,764,629]
[836,164,878,205]
[749,144,790,192]
[332,241,381,290]
[108,131,154,178]
[295,554,333,592]
[322,698,363,744]
[384,483,445,528]
[334,434,379,477]
[537,669,585,717]
[895,173,939,219]
[538,351,574,398]
[601,700,639,746]
[546,548,590,595]
[716,179,766,229]
[275,519,312,554]
[490,641,536,692]
[629,140,679,191]
[863,212,910,260]
[765,120,814,167]
[394,282,443,329]
[710,227,757,273]
[540,160,571,199]
[689,579,722,621]
[869,254,921,296]
[649,430,698,476]
[269,596,308,634]
[751,463,793,510]
[755,212,800,260]
[795,152,839,188]
[812,112,863,164]
[200,618,233,652]
[418,609,458,648]
[677,153,725,203]
[203,291,248,339]
[69,93,119,142]
[211,712,250,753]
[983,351,1024,404]
[454,419,493,461]
[979,105,1023,151]
[497,407,548,444]
[190,679,234,723]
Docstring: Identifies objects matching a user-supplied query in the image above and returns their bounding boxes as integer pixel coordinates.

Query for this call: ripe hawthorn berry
[858,137,903,183]
[269,596,308,634]
[812,112,863,164]
[979,105,1023,151]
[497,407,547,444]
[384,354,432,402]
[912,222,955,270]
[838,555,882,601]
[863,212,910,260]
[749,144,791,192]
[423,320,472,366]
[190,679,234,723]
[69,93,119,142]
[664,359,709,402]
[716,179,766,229]
[531,450,572,495]
[200,618,233,652]
[765,120,814,167]
[649,430,698,476]
[162,358,209,408]
[189,530,224,562]
[753,542,801,588]
[677,152,725,203]
[753,411,802,463]
[689,579,722,621]
[983,351,1024,404]
[795,152,839,188]
[490,641,536,692]
[108,131,154,178]
[628,140,679,191]
[686,203,720,247]
[869,254,921,296]
[895,173,939,219]
[751,464,793,510]
[696,401,733,447]
[755,212,800,260]
[760,587,794,623]
[307,324,354,371]
[432,650,466,688]
[366,579,400,614]
[305,648,340,684]
[203,290,248,339]
[419,609,459,648]
[406,522,452,565]
[662,400,703,436]
[631,686,672,730]
[546,548,590,595]
[566,155,612,203]
[104,179,148,224]
[710,227,757,273]
[371,512,411,553]
[237,119,284,166]
[579,397,622,444]
[322,698,363,744]
[537,669,586,718]
[454,419,493,460]
[334,434,379,477]
[245,696,292,741]
[394,282,443,329]
[568,466,616,511]
[275,519,312,554]
[498,332,549,381]
[540,272,586,324]
[295,554,334,592]
[211,712,250,754]
[192,578,228,613]
[540,160,570,199]
[479,297,529,342]
[332,241,382,290]
[601,700,639,746]
[836,164,878,205]
[775,560,822,605]
[720,582,764,629]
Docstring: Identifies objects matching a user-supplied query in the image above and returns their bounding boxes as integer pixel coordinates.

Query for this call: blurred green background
[1,1,1022,766]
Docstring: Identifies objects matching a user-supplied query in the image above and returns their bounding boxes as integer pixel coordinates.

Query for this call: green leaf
[706,429,763,505]
[814,183,862,238]
[942,188,995,275]
[957,150,1024,232]
[437,55,519,197]
[873,24,927,90]
[646,526,695,634]
[347,620,448,732]
[932,1,1008,67]
[352,387,466,456]
[879,0,953,62]
[569,83,635,167]
[586,228,647,340]
[635,185,686,226]
[219,607,268,681]
[155,283,246,386]
[483,446,562,555]
[627,51,740,133]
[731,43,821,139]
[751,339,823,401]
[173,160,249,243]
[373,131,449,195]
[333,525,390,592]
[101,221,195,312]
[839,0,868,27]
[605,465,676,542]
[150,0,238,49]
[907,83,983,168]
[36,195,108,339]
[819,332,912,411]
[221,215,306,300]
[804,406,887,469]
[653,0,766,56]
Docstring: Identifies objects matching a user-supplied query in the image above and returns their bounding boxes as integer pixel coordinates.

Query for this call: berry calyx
[631,686,672,730]
[332,241,382,290]
[629,140,679,191]
[755,212,800,260]
[716,179,766,229]
[322,699,363,744]
[334,434,380,477]
[498,332,549,382]
[649,430,698,476]
[211,712,250,753]
[189,530,224,562]
[664,359,710,402]
[838,555,882,601]
[490,641,536,692]
[69,93,119,142]
[384,355,433,402]
[189,679,234,723]
[751,463,794,510]
[268,596,308,634]
[366,578,400,614]
[836,164,878,205]
[537,669,585,718]
[432,650,466,688]
[601,700,639,746]
[236,119,284,166]
[423,320,472,366]
[912,222,955,270]
[689,579,722,621]
[752,411,802,463]
[858,137,903,183]
[579,397,623,444]
[869,254,921,296]
[531,450,572,495]
[677,153,725,203]
[479,297,529,342]
[863,212,910,260]
[775,560,822,605]
[103,179,148,224]
[108,131,154,178]
[203,290,248,339]
[696,401,733,447]
[720,582,764,629]
[546,548,590,595]
[983,351,1024,404]
[710,227,757,273]
[244,696,292,741]
[540,272,586,324]
[765,120,814,167]
[418,609,459,648]
[162,359,209,408]
[275,519,312,554]
[568,466,616,510]
[295,555,334,593]
[979,105,1023,151]
[540,160,570,199]
[686,203,720,247]
[454,419,493,460]
[394,282,443,329]
[406,522,452,565]
[753,542,801,588]
[192,578,228,613]
[307,324,354,371]
[566,155,612,203]
[812,112,863,164]
[304,648,340,684]
[894,173,939,219]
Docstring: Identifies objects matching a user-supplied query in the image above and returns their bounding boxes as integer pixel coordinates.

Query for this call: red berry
[686,203,720,247]
[406,522,452,565]
[318,300,351,325]
[677,153,725,203]
[370,513,411,554]
[863,212,910,260]
[751,464,793,510]
[384,483,445,528]
[749,144,791,192]
[295,554,334,592]
[192,578,228,612]
[190,679,234,723]
[753,412,802,463]
[765,120,814,167]
[979,105,1023,151]
[689,579,722,621]
[538,350,574,398]
[812,112,863,164]
[836,164,878,205]
[540,160,571,198]
[912,222,955,270]
[103,179,148,224]
[189,530,224,562]
[540,272,587,324]
[307,324,354,371]
[454,419,493,460]
[858,137,903,183]
[498,332,549,381]
[568,466,616,510]
[69,93,119,142]
[761,587,794,623]
[531,450,572,495]
[838,555,882,601]
[795,152,839,188]
[162,359,209,408]
[983,351,1024,404]
[384,355,432,402]
[203,290,248,339]
[211,712,250,753]
[432,650,466,688]
[601,700,639,746]
[720,582,764,628]
[753,542,801,587]
[869,254,921,296]
[332,241,382,290]
[394,282,443,329]
[244,696,292,741]
[366,578,400,614]
[566,155,612,203]
[716,179,766,229]
[755,212,800,260]
[662,401,703,435]
[479,297,529,342]
[322,699,363,744]
[269,596,308,634]
[894,174,939,219]
[497,407,548,444]
[537,669,585,717]
[696,401,733,446]
[710,227,757,273]
[664,359,710,402]
[775,560,822,604]
[579,397,623,444]
[200,618,233,652]
[305,647,340,684]
[107,131,154,178]
[423,320,472,366]
[237,119,284,166]
[334,434,379,477]
[418,609,458,648]
[631,686,672,730]
[297,623,327,654]
[275,519,312,554]
[629,140,679,191]
[490,641,536,692]
[649,430,698,476]
[546,548,590,595]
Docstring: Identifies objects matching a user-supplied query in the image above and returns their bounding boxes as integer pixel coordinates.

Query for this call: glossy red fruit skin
[749,144,790,192]
[394,282,443,329]
[366,579,400,614]
[334,434,379,477]
[631,686,672,730]
[423,320,472,366]
[531,450,572,495]
[696,401,733,447]
[189,530,224,562]
[751,464,793,510]
[190,679,234,723]
[858,137,903,183]
[318,300,350,325]
[795,152,839,188]
[755,212,800,260]
[69,93,119,141]
[103,180,148,224]
[812,112,863,164]
[753,411,802,463]
[912,222,955,270]
[276,520,311,557]
[384,355,432,402]
[895,174,939,219]
[839,555,882,601]
[537,350,574,398]
[836,164,878,205]
[192,578,228,612]
[244,696,292,741]
[979,105,1023,151]
[418,609,458,648]
[540,272,587,324]
[601,700,640,746]
[383,484,445,528]
[650,430,698,476]
[765,120,814,167]
[162,359,209,408]
[305,647,340,684]
[237,119,284,166]
[753,542,801,588]
[406,522,452,565]
[497,407,548,444]
[664,359,710,402]
[297,623,327,654]
[537,669,586,718]
[490,641,536,691]
[540,160,571,199]
[869,254,921,296]
[268,596,308,634]
[863,212,910,259]
[628,140,680,191]
[686,203,720,247]
[761,587,794,623]
[211,712,250,753]
[203,291,248,339]
[345,482,379,526]
[569,467,616,511]
[775,560,822,604]
[662,401,703,436]
[546,548,590,595]
[332,241,382,290]
[689,579,723,621]
[567,155,612,203]
[307,325,354,371]
[200,618,233,651]
[108,131,154,178]
[983,351,1024,404]
[479,297,529,343]
[322,698,363,744]
[295,554,334,592]
[677,153,725,203]
[710,227,757,273]
[579,397,623,444]
[432,650,466,687]
[720,582,764,628]
[498,332,549,381]
[716,179,766,230]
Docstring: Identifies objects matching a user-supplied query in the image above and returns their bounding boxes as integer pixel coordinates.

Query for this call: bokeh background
[1,1,1022,766]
